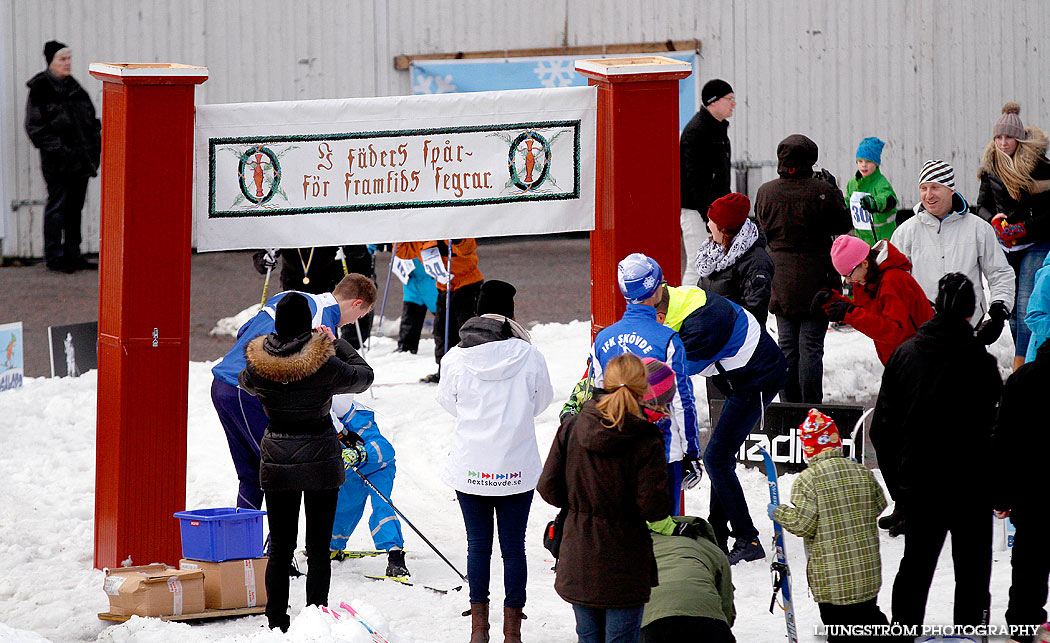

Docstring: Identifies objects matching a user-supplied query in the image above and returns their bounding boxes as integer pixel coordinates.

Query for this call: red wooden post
[88,63,208,570]
[575,57,691,336]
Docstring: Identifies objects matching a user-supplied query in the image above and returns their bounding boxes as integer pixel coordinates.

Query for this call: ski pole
[353,320,376,400]
[442,240,453,358]
[373,244,397,351]
[350,465,467,582]
[260,248,278,306]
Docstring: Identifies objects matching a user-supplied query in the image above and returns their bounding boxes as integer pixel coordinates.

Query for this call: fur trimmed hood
[245,332,335,383]
[979,126,1049,179]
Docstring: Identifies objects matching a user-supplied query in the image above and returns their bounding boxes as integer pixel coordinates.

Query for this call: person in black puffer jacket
[24,41,101,272]
[239,293,374,633]
[696,192,774,326]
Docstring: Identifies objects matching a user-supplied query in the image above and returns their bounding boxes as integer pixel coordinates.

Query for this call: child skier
[845,137,898,245]
[769,409,889,641]
[329,394,408,578]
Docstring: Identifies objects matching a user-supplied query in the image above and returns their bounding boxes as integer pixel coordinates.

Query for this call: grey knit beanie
[994,102,1025,140]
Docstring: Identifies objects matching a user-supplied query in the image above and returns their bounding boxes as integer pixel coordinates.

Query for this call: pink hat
[830,235,870,276]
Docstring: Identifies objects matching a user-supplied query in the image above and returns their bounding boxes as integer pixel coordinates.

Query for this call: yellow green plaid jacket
[772,449,887,605]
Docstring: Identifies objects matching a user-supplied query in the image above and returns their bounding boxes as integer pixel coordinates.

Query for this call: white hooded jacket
[890,195,1014,325]
[436,324,554,496]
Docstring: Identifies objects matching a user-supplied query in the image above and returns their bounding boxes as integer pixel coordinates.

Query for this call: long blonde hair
[596,353,648,429]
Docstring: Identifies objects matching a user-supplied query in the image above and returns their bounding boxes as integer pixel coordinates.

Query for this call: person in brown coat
[754,134,852,403]
[538,353,670,643]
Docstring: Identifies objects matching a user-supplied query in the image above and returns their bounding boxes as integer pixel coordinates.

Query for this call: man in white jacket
[891,160,1014,345]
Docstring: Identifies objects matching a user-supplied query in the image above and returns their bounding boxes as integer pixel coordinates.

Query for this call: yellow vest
[665,286,707,331]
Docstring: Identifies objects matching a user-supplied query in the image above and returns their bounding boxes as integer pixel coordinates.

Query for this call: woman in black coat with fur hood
[239,292,374,632]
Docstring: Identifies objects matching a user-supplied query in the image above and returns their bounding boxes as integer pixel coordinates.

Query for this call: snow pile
[0,321,1021,642]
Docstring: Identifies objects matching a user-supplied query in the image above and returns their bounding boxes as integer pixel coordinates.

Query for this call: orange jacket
[395,239,482,292]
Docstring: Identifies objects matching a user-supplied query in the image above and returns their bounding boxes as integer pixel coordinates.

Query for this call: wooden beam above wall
[394,39,701,71]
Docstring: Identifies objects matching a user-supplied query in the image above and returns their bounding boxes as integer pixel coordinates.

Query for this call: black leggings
[263,488,339,630]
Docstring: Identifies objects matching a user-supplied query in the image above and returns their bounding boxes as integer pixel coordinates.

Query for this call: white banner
[194,87,597,251]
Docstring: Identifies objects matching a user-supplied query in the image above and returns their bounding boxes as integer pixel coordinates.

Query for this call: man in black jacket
[991,339,1050,643]
[24,41,101,273]
[680,79,735,286]
[872,273,1002,632]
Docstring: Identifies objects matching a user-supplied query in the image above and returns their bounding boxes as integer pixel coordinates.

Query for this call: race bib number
[849,192,873,232]
[391,257,415,285]
[420,246,450,284]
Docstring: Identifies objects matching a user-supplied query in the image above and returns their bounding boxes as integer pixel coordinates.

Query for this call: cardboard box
[103,564,205,617]
[179,558,268,609]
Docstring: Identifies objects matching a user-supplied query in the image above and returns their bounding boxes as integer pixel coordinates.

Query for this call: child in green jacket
[769,409,888,641]
[845,137,898,245]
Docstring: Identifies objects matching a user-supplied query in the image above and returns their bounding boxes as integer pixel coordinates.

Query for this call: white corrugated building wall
[2,0,1047,257]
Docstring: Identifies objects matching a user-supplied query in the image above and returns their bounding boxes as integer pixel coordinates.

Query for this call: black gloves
[825,299,855,323]
[814,168,838,188]
[975,301,1010,345]
[338,429,363,449]
[810,289,836,316]
[859,195,878,212]
[672,521,701,540]
[682,456,703,490]
[252,249,279,275]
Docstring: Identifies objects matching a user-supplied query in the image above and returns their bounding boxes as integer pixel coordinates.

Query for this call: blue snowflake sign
[411,52,698,133]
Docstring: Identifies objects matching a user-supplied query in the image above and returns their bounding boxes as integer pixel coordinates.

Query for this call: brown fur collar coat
[245,332,334,383]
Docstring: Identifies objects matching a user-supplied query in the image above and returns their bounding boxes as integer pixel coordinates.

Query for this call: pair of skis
[320,601,389,643]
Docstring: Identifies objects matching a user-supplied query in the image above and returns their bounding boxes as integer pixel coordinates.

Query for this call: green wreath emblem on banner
[507,131,551,192]
[238,145,282,205]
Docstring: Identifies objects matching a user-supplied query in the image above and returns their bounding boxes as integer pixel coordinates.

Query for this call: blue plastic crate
[174,507,266,562]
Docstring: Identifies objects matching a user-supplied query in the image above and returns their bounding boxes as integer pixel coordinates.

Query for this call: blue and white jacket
[667,287,785,393]
[211,291,342,387]
[332,398,395,476]
[590,304,699,462]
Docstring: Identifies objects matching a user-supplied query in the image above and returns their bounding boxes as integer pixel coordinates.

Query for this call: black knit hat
[44,41,68,65]
[476,280,516,318]
[935,272,976,320]
[701,79,733,106]
[274,293,313,341]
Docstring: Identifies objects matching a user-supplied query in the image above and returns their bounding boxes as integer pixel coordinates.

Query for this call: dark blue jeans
[704,375,783,545]
[1007,242,1050,357]
[775,313,827,404]
[456,490,533,608]
[211,378,268,510]
[573,605,646,643]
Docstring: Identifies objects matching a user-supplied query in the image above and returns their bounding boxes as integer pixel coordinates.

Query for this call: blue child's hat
[617,253,663,304]
[856,137,885,165]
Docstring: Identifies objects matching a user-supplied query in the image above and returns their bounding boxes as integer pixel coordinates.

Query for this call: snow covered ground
[0,318,1023,642]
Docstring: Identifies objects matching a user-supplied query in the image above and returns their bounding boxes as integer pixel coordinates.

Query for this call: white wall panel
[3,0,1048,256]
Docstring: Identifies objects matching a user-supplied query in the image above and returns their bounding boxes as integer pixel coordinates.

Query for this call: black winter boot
[386,549,410,577]
[727,538,766,565]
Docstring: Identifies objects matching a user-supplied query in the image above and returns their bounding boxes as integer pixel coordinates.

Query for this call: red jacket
[842,241,934,365]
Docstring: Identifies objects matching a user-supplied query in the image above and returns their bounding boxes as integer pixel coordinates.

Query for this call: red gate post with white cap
[574,56,691,336]
[88,63,208,569]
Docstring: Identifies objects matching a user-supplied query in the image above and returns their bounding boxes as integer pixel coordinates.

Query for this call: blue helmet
[617,253,663,304]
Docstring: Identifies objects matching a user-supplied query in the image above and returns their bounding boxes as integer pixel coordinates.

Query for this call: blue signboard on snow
[411,51,699,133]
[0,321,24,391]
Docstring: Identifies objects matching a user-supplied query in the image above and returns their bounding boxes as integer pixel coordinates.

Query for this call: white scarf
[480,314,532,344]
[694,218,760,278]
